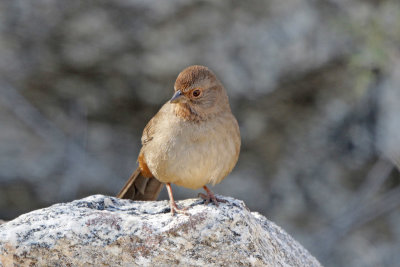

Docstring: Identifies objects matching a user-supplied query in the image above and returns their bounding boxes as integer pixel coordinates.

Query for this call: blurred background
[1,0,400,266]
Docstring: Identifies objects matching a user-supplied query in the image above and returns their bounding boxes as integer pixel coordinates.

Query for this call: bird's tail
[116,167,163,200]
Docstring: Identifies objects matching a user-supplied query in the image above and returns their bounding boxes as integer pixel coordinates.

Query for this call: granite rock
[0,195,321,267]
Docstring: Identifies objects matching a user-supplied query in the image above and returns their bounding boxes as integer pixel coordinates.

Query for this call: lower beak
[170,90,184,103]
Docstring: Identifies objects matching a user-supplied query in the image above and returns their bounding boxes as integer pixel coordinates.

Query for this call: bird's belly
[166,138,235,189]
[145,123,239,189]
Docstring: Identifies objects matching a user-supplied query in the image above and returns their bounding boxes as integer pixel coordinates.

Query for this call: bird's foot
[169,201,188,216]
[198,186,227,206]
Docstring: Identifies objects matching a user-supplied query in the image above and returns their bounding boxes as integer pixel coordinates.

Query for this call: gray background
[1,1,400,266]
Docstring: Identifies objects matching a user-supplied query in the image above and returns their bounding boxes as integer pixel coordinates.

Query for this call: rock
[0,195,321,267]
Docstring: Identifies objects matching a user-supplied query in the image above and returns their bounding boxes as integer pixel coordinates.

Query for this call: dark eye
[192,89,201,97]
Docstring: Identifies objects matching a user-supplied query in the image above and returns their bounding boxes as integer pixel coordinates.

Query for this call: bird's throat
[173,103,205,122]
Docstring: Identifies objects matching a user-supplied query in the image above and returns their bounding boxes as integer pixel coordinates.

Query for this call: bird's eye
[192,89,201,97]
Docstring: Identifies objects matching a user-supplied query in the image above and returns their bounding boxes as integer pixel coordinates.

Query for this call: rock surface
[0,195,321,267]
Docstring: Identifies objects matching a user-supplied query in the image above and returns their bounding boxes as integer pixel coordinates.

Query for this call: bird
[117,65,241,215]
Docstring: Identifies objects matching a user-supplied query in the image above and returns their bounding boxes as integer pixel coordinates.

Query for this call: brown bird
[117,65,240,214]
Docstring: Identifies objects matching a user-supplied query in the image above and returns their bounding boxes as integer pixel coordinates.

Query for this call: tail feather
[117,167,163,201]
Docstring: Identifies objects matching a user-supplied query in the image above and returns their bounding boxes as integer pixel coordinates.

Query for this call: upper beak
[170,90,184,103]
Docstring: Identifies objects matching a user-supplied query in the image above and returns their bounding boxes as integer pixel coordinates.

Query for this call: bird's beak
[170,90,184,103]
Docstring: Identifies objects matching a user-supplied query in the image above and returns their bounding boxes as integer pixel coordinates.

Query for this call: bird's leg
[166,183,187,215]
[198,186,227,206]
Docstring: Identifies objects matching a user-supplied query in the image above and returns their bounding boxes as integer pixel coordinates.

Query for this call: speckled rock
[0,195,321,267]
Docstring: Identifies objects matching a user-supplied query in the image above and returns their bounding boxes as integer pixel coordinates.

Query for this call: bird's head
[170,65,230,120]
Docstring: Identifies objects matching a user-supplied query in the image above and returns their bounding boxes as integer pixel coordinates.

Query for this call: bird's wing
[117,106,168,201]
[142,112,158,145]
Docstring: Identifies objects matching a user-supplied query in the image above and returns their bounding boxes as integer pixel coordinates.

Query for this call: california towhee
[117,65,241,214]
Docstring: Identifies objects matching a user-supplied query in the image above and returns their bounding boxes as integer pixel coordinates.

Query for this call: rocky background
[0,0,399,266]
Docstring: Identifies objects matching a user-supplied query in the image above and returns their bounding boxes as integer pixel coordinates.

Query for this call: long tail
[116,167,163,201]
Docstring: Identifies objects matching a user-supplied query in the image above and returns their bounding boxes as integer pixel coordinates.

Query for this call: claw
[169,201,188,216]
[199,186,227,206]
